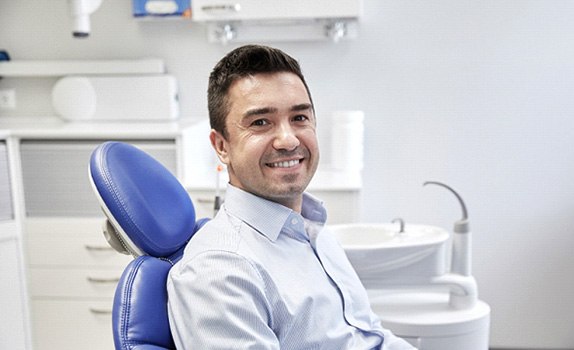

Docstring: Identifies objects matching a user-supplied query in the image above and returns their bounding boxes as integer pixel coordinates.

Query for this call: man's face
[210,72,319,211]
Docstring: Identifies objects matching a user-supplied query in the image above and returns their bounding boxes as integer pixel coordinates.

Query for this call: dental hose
[424,181,471,277]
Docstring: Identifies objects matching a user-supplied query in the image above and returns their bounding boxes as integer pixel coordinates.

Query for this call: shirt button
[291,218,298,225]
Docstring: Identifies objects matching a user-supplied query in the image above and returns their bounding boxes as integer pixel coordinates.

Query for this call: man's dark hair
[208,45,314,138]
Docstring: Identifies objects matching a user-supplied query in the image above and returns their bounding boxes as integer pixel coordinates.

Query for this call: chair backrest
[89,141,206,350]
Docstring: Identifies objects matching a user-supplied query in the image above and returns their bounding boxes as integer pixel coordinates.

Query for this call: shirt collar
[222,185,327,242]
[301,192,327,224]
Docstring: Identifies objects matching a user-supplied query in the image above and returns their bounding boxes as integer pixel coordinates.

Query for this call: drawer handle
[89,307,113,315]
[85,244,114,251]
[87,276,120,284]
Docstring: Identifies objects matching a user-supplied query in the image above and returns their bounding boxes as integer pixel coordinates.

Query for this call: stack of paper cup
[330,110,364,171]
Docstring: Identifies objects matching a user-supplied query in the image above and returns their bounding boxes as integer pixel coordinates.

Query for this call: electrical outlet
[0,89,16,110]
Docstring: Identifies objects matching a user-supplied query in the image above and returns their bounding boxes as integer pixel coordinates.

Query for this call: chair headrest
[89,141,196,258]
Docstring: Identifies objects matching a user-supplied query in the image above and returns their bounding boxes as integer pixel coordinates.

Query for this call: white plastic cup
[330,110,364,171]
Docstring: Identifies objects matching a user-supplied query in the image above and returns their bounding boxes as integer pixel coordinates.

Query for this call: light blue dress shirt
[167,185,416,350]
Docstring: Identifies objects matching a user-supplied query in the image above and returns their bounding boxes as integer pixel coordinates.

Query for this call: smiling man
[167,45,416,350]
[211,70,318,212]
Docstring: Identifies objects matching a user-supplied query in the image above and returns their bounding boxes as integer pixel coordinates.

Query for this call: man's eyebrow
[243,107,277,118]
[242,103,313,120]
[291,103,313,112]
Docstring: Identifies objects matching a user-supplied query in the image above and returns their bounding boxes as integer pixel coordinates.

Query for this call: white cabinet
[192,0,363,43]
[1,119,362,349]
[16,136,184,348]
[24,218,131,350]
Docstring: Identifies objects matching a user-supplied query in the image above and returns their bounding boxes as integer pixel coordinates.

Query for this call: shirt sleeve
[167,250,280,350]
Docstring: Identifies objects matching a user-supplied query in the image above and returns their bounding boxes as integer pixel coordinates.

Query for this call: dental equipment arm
[424,181,477,309]
[68,0,103,38]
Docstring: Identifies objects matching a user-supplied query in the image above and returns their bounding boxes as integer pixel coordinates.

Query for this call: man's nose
[273,123,300,151]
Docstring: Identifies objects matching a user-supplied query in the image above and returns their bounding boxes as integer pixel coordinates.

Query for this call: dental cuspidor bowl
[329,223,450,288]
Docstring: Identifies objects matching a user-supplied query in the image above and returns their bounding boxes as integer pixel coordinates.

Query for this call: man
[167,45,416,350]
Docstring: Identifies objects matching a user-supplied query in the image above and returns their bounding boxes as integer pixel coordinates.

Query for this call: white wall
[2,1,574,348]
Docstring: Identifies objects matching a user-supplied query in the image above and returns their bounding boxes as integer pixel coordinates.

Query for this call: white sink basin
[329,223,450,288]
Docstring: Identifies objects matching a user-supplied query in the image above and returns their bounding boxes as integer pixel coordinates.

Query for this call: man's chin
[263,183,307,200]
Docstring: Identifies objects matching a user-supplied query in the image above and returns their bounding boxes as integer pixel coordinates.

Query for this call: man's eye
[293,115,309,122]
[251,119,268,126]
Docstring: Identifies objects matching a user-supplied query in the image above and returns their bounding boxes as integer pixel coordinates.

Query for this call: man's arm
[167,251,280,350]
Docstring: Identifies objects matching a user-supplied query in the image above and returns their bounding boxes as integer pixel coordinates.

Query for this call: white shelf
[0,59,165,77]
[0,117,193,139]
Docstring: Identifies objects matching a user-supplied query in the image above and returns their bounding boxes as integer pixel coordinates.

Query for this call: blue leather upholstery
[114,257,175,349]
[89,141,207,350]
[90,141,197,257]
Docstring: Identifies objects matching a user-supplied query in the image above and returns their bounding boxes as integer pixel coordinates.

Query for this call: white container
[51,75,179,121]
[369,290,490,350]
[330,110,364,172]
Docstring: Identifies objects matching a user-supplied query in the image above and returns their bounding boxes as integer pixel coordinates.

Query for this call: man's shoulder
[184,214,243,255]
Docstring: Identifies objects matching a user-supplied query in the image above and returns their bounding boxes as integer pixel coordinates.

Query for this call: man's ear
[210,129,229,165]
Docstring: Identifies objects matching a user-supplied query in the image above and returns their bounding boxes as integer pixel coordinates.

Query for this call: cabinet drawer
[308,190,360,224]
[25,217,132,267]
[29,267,122,298]
[31,299,114,350]
[189,190,217,220]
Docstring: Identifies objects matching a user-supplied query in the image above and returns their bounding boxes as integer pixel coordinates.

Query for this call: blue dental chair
[89,141,207,350]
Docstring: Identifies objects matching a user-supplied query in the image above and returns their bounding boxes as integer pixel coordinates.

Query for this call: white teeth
[270,160,300,168]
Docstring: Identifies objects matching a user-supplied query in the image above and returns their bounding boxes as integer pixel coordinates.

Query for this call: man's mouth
[267,159,302,168]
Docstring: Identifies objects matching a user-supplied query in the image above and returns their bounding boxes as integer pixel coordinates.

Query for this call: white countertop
[0,116,362,191]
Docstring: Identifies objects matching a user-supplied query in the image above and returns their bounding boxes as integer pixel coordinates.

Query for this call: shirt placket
[281,212,309,243]
[307,224,373,332]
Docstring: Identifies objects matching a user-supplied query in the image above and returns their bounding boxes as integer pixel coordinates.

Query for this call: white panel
[0,236,28,350]
[0,141,13,220]
[193,0,362,21]
[20,140,177,217]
